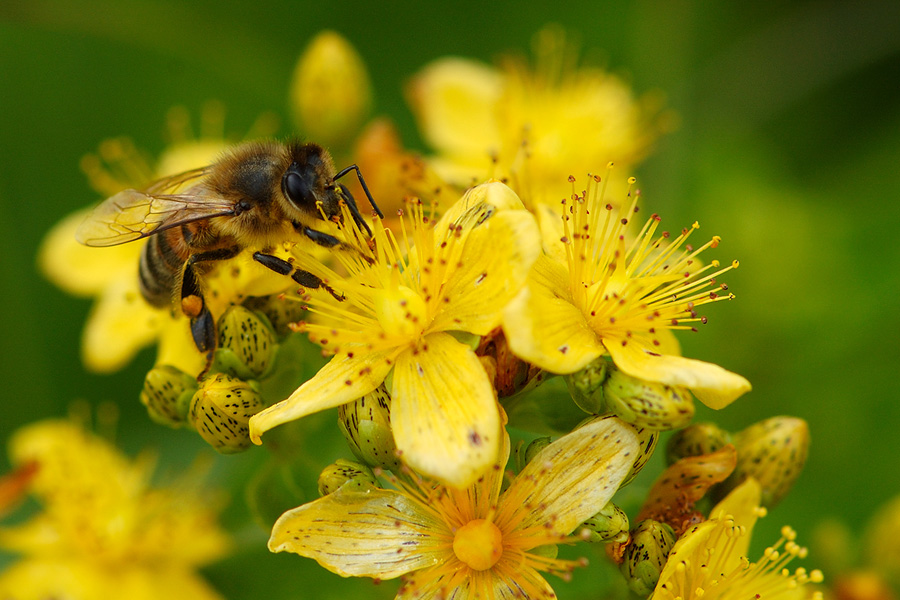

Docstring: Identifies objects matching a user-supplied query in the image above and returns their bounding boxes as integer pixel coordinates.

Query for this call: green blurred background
[2,1,899,598]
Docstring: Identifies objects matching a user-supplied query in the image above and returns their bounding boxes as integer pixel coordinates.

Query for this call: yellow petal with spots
[269,487,448,579]
[249,351,395,444]
[604,340,751,409]
[431,209,540,336]
[391,332,500,489]
[498,416,638,538]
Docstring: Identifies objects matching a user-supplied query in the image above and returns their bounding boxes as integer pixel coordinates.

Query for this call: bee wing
[75,188,237,247]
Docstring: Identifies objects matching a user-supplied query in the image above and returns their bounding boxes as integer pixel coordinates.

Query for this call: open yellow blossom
[268,415,639,599]
[407,27,670,206]
[654,478,824,600]
[502,173,751,409]
[0,420,230,600]
[250,181,541,488]
[38,106,286,375]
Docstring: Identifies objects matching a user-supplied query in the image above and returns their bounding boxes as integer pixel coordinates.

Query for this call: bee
[76,140,383,358]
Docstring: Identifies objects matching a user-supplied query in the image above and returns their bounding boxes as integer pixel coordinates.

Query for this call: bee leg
[252,251,344,302]
[333,163,385,219]
[300,226,341,248]
[181,246,241,353]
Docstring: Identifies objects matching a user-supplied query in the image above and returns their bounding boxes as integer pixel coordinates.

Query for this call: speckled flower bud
[620,519,677,596]
[621,425,660,487]
[215,305,278,379]
[564,357,608,414]
[604,368,694,430]
[189,373,265,454]
[579,501,629,544]
[243,295,307,339]
[337,385,402,472]
[140,364,197,427]
[665,422,733,465]
[318,459,379,496]
[718,416,810,507]
[515,436,552,472]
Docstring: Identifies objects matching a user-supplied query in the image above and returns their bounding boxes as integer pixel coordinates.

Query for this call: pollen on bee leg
[182,295,204,318]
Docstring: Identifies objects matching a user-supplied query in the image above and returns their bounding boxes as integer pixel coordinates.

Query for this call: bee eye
[283,169,312,209]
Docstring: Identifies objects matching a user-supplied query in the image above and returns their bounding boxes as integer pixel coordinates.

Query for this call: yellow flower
[268,415,639,599]
[250,181,541,488]
[38,105,285,375]
[0,420,230,600]
[407,27,670,206]
[654,478,824,600]
[502,173,751,409]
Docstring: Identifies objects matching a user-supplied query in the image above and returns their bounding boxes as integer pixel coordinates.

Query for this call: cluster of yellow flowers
[12,28,826,600]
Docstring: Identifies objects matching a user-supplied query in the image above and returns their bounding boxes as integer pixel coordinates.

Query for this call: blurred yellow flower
[250,181,541,488]
[0,420,230,600]
[503,173,751,409]
[38,105,286,375]
[268,416,639,599]
[654,478,823,600]
[407,27,671,207]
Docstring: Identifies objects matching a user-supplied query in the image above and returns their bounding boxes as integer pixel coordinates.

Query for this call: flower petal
[249,351,394,444]
[604,341,751,409]
[391,333,500,489]
[433,180,526,240]
[269,487,448,579]
[709,477,762,565]
[431,210,540,336]
[499,416,639,537]
[502,264,605,374]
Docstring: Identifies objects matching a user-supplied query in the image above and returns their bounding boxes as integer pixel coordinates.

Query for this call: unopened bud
[189,373,265,454]
[621,425,660,487]
[243,295,306,338]
[666,422,732,465]
[580,501,629,544]
[140,364,197,427]
[620,519,676,596]
[290,30,371,147]
[718,416,810,508]
[604,368,694,430]
[338,385,402,472]
[318,459,378,496]
[215,306,278,379]
[565,357,608,414]
[515,436,551,472]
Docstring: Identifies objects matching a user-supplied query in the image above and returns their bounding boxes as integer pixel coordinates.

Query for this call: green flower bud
[140,365,197,427]
[579,501,629,544]
[604,368,694,430]
[564,357,608,414]
[243,295,306,338]
[318,459,379,496]
[515,436,551,472]
[620,519,676,596]
[621,425,660,487]
[189,373,265,454]
[718,416,810,508]
[665,422,733,465]
[337,386,402,472]
[214,305,278,379]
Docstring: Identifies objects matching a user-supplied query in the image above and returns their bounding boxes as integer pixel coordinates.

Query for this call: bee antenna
[333,164,385,219]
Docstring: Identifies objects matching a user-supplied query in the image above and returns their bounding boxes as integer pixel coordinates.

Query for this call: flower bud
[318,459,378,496]
[140,364,197,427]
[579,501,629,544]
[564,357,608,414]
[290,30,371,147]
[514,436,551,472]
[604,368,694,430]
[337,385,402,472]
[665,422,732,465]
[620,519,677,596]
[621,425,660,487]
[243,295,306,338]
[189,373,265,454]
[718,416,810,507]
[214,305,278,380]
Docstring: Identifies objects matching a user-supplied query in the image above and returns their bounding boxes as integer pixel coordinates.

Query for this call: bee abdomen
[139,234,181,308]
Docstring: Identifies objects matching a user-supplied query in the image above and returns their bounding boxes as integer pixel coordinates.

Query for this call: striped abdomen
[139,230,186,308]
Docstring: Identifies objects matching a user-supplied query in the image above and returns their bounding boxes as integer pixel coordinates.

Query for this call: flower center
[373,283,427,338]
[453,518,503,571]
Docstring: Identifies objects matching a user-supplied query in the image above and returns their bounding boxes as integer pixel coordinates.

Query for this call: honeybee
[76,140,382,357]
